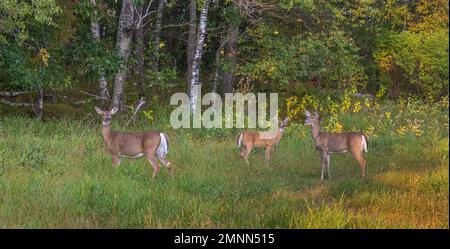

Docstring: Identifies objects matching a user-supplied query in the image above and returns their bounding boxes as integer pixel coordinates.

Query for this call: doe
[304,110,368,181]
[95,106,172,178]
[237,117,289,165]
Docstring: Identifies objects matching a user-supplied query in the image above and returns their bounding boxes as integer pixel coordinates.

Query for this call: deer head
[95,106,119,125]
[304,110,319,126]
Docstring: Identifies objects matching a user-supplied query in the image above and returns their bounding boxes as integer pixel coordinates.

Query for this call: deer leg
[320,151,327,182]
[265,145,272,164]
[360,155,367,177]
[158,156,173,177]
[351,149,366,177]
[111,154,120,168]
[146,156,161,179]
[240,147,246,158]
[243,144,253,165]
[327,154,331,180]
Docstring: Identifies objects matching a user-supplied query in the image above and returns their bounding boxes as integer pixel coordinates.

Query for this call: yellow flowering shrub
[364,98,371,110]
[363,125,375,138]
[143,109,154,123]
[439,96,449,110]
[352,101,362,113]
[38,48,49,67]
[397,126,407,136]
[407,119,424,137]
[385,112,391,120]
[282,84,445,140]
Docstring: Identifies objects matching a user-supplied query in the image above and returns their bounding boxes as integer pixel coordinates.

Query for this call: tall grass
[0,99,448,228]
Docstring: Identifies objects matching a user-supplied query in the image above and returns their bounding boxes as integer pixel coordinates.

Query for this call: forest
[0,0,448,228]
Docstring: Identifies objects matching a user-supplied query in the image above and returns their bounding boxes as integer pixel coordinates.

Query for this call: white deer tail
[237,132,243,148]
[361,135,368,153]
[157,133,169,157]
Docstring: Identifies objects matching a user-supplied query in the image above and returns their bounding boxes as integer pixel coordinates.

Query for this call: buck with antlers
[237,117,289,165]
[95,106,172,178]
[304,110,368,181]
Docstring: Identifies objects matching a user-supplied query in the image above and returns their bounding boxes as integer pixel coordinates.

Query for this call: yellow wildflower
[364,98,371,109]
[397,126,407,136]
[39,48,49,67]
[407,119,424,137]
[330,122,343,133]
[143,109,154,122]
[365,125,376,138]
[353,101,362,113]
[385,112,391,120]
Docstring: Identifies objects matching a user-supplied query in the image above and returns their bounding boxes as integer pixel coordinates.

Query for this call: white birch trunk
[90,0,110,101]
[186,0,197,91]
[189,0,209,113]
[111,0,134,109]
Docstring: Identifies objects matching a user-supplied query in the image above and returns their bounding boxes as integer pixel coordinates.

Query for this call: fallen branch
[72,98,96,105]
[0,99,34,107]
[0,91,30,97]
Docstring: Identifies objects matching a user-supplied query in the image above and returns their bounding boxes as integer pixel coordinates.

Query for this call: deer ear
[314,110,319,118]
[305,110,311,117]
[284,117,290,123]
[95,107,103,115]
[110,106,119,115]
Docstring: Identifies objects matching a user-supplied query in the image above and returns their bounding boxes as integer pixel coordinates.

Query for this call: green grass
[0,114,448,228]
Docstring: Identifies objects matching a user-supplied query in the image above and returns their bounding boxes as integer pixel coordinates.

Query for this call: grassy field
[0,104,448,228]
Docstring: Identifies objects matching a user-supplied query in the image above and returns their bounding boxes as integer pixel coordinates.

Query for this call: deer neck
[310,121,321,145]
[275,128,284,144]
[101,123,113,148]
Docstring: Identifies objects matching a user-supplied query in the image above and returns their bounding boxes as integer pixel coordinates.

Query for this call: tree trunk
[212,36,226,94]
[111,0,134,109]
[189,0,209,113]
[90,0,110,102]
[134,3,145,97]
[222,22,239,95]
[186,0,197,92]
[152,0,165,72]
[34,87,44,120]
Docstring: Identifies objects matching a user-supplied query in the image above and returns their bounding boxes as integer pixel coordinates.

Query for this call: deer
[236,117,289,165]
[95,106,172,178]
[304,110,368,182]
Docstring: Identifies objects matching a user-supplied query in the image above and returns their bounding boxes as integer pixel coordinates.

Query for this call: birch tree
[111,0,135,109]
[90,0,110,101]
[189,0,209,112]
[186,0,197,91]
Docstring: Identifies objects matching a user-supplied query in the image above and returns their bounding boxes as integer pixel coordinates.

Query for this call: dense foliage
[0,0,449,115]
[0,0,64,91]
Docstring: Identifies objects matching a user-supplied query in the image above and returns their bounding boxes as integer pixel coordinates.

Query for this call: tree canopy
[0,0,448,118]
